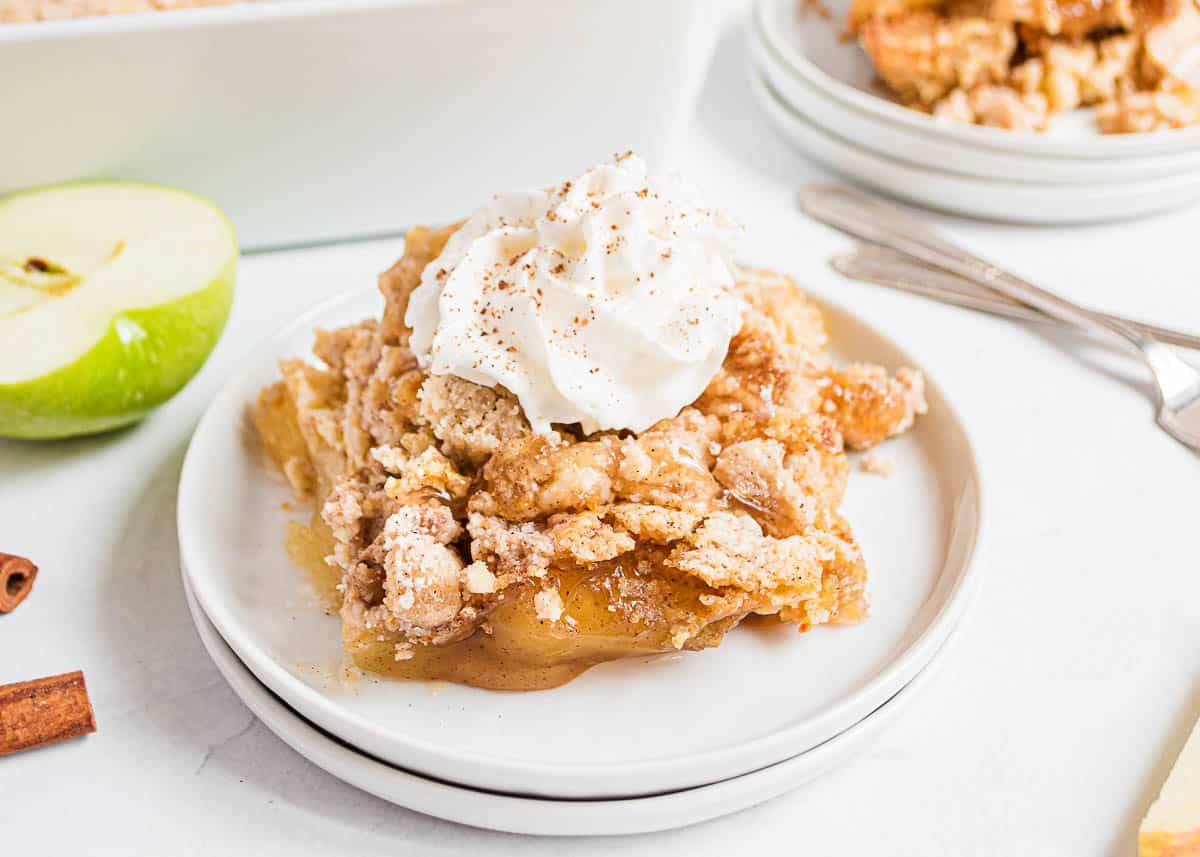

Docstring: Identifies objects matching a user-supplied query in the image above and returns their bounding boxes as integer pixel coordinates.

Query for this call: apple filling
[286,515,734,690]
[252,224,926,691]
[282,510,861,691]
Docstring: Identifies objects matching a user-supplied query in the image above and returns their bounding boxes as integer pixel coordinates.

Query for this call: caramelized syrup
[284,520,682,691]
[285,515,341,609]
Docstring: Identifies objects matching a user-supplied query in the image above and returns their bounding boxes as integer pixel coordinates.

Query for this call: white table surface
[4,21,1200,857]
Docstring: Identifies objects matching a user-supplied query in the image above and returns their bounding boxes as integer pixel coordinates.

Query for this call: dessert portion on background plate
[1,0,250,23]
[849,0,1200,132]
[251,155,926,690]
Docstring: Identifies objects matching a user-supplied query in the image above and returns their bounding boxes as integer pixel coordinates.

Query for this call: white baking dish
[0,0,723,249]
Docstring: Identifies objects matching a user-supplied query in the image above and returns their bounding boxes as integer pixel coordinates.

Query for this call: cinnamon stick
[0,553,37,612]
[0,671,96,755]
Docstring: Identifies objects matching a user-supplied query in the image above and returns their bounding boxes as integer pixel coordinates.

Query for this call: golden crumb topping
[852,0,1200,134]
[2,0,249,23]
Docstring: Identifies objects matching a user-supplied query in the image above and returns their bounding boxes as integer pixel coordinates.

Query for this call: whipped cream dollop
[405,154,744,434]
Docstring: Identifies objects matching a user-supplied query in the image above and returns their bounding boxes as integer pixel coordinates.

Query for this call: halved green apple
[0,183,237,439]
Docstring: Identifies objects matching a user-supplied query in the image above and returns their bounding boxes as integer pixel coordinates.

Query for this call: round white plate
[184,576,951,836]
[178,285,983,799]
[754,0,1200,159]
[748,20,1200,185]
[750,64,1200,223]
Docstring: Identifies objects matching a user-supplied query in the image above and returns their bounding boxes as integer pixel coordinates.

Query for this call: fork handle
[833,245,1200,352]
[800,185,1150,353]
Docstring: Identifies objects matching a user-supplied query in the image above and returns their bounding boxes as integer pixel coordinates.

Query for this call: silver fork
[830,244,1200,351]
[800,184,1200,451]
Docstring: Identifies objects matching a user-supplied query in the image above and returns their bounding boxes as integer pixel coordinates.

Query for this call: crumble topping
[416,374,529,467]
[533,589,566,622]
[252,226,926,659]
[860,452,897,477]
[1,0,249,21]
[852,0,1200,133]
[859,11,1017,106]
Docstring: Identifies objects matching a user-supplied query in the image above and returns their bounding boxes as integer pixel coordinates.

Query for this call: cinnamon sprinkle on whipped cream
[405,153,745,434]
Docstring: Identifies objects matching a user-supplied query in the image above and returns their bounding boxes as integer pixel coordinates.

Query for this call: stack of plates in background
[748,0,1200,224]
[177,288,984,836]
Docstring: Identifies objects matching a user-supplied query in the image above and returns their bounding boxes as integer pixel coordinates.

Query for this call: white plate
[749,64,1200,223]
[178,285,983,799]
[754,0,1200,159]
[184,576,952,836]
[748,20,1200,185]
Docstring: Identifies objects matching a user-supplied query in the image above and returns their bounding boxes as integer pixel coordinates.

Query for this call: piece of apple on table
[1140,710,1200,857]
[0,183,237,439]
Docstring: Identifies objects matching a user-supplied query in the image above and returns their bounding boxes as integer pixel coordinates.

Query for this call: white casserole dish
[0,0,724,249]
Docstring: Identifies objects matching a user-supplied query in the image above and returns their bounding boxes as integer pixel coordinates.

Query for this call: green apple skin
[0,256,236,440]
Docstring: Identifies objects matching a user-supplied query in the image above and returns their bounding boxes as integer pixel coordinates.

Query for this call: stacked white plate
[748,0,1200,224]
[177,287,985,836]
